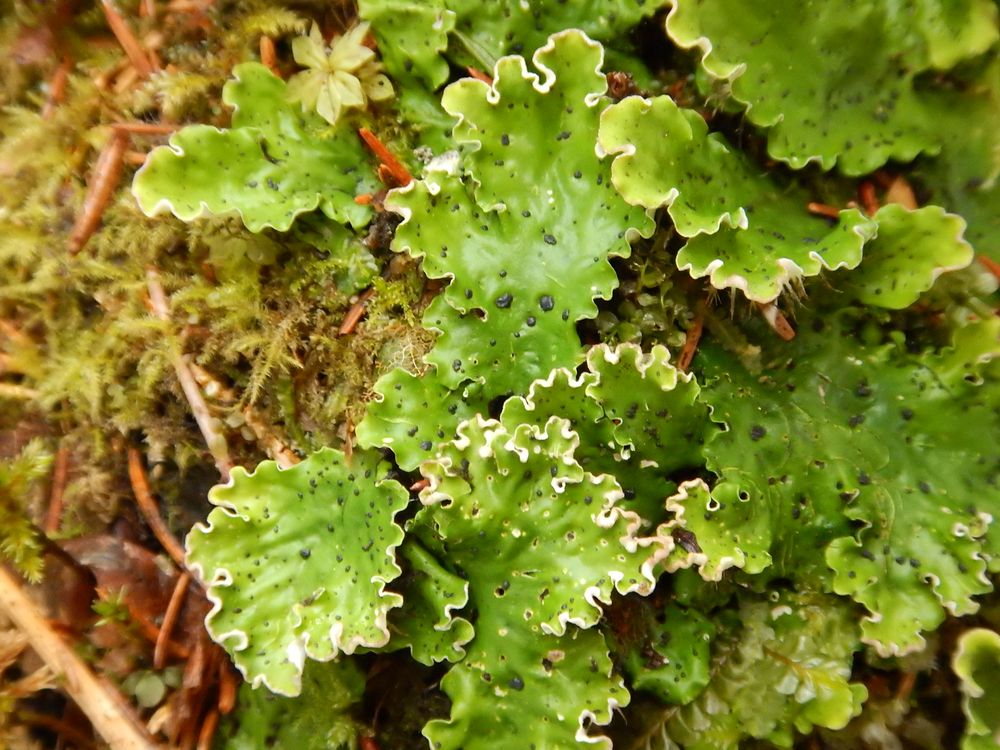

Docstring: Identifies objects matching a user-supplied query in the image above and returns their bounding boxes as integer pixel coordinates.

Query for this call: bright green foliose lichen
[953,628,1000,750]
[133,63,377,232]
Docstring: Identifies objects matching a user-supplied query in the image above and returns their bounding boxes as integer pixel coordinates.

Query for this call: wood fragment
[100,0,155,77]
[358,127,413,187]
[42,58,72,119]
[858,180,880,216]
[112,121,180,135]
[756,302,796,341]
[68,131,128,254]
[978,254,1000,281]
[146,268,234,478]
[124,149,149,166]
[677,314,704,373]
[885,175,918,209]
[140,0,157,19]
[44,444,71,534]
[806,201,841,220]
[0,383,41,399]
[241,405,300,469]
[127,446,188,569]
[154,572,190,669]
[259,36,278,75]
[0,565,162,750]
[466,66,492,84]
[339,287,376,335]
[409,478,429,492]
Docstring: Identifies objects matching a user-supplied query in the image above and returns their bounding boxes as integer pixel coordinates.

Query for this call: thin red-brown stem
[196,708,219,750]
[978,254,1000,281]
[124,150,149,166]
[111,121,179,134]
[44,445,71,534]
[217,660,238,714]
[339,288,376,335]
[806,201,841,220]
[409,478,429,492]
[895,671,917,702]
[42,58,72,119]
[756,302,796,341]
[677,314,704,373]
[858,180,880,216]
[127,446,188,569]
[354,193,374,205]
[259,36,278,75]
[140,0,156,18]
[344,415,354,465]
[100,0,154,77]
[466,66,492,84]
[154,571,191,669]
[358,127,412,187]
[69,131,128,254]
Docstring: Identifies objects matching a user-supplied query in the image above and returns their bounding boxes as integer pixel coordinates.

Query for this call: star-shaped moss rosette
[359,0,663,90]
[186,448,409,696]
[287,22,394,126]
[953,628,1000,750]
[664,0,999,175]
[696,310,1000,656]
[598,95,876,302]
[662,592,866,750]
[409,415,655,748]
[133,63,377,233]
[834,204,973,309]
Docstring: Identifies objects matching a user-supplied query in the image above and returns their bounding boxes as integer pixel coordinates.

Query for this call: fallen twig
[146,268,233,478]
[127,446,188,569]
[858,180,880,216]
[0,565,162,750]
[806,201,841,220]
[112,121,179,135]
[196,707,219,750]
[42,57,72,119]
[756,302,796,341]
[466,66,492,84]
[241,405,299,469]
[259,36,278,75]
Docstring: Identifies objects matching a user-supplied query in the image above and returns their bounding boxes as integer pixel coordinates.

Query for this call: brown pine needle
[358,127,413,187]
[757,302,796,341]
[127,446,188,569]
[806,201,841,220]
[217,661,238,714]
[44,445,70,534]
[858,180,880,216]
[339,288,376,335]
[197,708,219,750]
[259,36,278,74]
[112,121,179,135]
[466,66,492,84]
[69,131,128,254]
[154,572,191,669]
[42,58,72,119]
[100,0,155,78]
[977,254,1000,281]
[677,314,704,373]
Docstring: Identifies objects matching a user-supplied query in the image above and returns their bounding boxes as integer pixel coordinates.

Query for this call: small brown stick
[756,302,796,341]
[146,268,233,478]
[127,446,188,569]
[42,58,72,119]
[216,661,238,714]
[344,415,354,465]
[677,314,704,373]
[196,708,219,750]
[0,566,162,750]
[154,572,191,669]
[339,287,376,335]
[100,0,155,77]
[241,406,299,469]
[409,478,429,492]
[15,710,99,750]
[354,193,374,205]
[140,0,157,18]
[978,254,1000,281]
[112,121,179,135]
[806,201,841,220]
[124,149,149,166]
[69,131,128,254]
[44,445,71,534]
[466,66,492,84]
[858,180,880,216]
[885,175,918,209]
[259,36,279,75]
[895,670,917,702]
[0,383,41,399]
[358,127,413,187]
